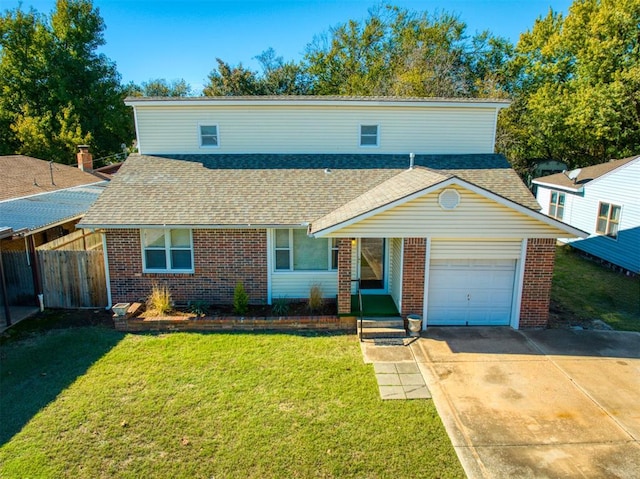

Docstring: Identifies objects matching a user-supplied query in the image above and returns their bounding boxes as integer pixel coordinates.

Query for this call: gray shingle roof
[79,154,537,229]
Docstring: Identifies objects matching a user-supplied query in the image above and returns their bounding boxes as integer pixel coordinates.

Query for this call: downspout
[102,231,113,309]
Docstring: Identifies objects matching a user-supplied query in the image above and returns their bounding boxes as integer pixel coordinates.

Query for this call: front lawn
[552,245,640,331]
[1,327,463,478]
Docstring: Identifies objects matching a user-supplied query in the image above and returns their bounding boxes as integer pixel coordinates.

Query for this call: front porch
[350,294,399,317]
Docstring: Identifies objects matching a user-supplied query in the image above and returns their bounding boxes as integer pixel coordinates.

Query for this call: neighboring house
[0,149,108,318]
[533,156,640,274]
[79,96,585,329]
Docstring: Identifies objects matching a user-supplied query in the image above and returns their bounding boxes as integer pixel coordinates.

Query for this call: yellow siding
[389,238,403,307]
[431,239,522,259]
[333,186,570,238]
[271,272,337,299]
[135,105,497,155]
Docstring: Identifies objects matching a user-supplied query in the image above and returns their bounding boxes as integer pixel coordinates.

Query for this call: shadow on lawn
[0,324,125,445]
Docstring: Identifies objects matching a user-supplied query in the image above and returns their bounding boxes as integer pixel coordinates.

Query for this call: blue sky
[5,0,573,93]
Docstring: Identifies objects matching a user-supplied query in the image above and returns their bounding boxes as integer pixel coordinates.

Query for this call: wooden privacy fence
[1,250,34,304]
[37,230,107,308]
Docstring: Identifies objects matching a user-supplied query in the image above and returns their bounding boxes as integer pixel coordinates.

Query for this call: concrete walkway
[409,327,640,479]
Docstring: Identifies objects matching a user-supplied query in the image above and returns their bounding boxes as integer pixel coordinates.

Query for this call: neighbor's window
[360,125,379,147]
[549,191,565,220]
[596,202,621,239]
[273,229,335,271]
[199,124,218,147]
[142,229,193,272]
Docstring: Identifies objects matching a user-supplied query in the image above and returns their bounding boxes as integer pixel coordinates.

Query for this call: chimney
[77,145,93,172]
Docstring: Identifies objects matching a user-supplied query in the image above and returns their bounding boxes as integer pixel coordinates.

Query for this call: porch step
[359,317,406,339]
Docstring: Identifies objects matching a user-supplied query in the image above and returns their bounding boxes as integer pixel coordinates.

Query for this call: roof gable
[311,178,586,239]
[533,156,639,191]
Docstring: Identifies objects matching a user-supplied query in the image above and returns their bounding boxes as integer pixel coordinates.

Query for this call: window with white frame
[596,202,621,239]
[359,124,379,147]
[141,229,193,272]
[199,124,218,147]
[331,238,339,270]
[273,229,336,271]
[549,191,565,220]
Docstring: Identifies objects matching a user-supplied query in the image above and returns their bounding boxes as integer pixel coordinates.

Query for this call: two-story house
[79,97,584,329]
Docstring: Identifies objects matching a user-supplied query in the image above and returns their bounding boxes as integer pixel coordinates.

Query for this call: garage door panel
[427,259,516,326]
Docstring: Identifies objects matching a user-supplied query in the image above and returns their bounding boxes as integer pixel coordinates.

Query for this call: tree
[498,0,640,172]
[303,5,513,97]
[203,58,265,96]
[0,0,134,164]
[127,78,192,97]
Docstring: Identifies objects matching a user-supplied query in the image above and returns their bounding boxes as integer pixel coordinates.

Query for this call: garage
[427,258,517,326]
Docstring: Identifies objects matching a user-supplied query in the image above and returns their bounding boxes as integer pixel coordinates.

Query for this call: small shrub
[147,283,173,316]
[272,297,290,316]
[233,282,249,315]
[308,283,323,313]
[188,300,209,317]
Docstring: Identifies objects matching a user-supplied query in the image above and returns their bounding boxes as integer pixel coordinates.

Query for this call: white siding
[334,186,571,238]
[389,238,403,310]
[134,105,498,155]
[271,272,338,299]
[431,239,522,259]
[536,160,640,272]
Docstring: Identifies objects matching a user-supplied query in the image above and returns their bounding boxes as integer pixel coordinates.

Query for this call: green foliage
[147,283,173,316]
[233,282,249,315]
[0,0,134,163]
[188,300,209,317]
[308,283,323,313]
[271,297,290,316]
[303,5,512,97]
[127,78,192,97]
[498,0,640,173]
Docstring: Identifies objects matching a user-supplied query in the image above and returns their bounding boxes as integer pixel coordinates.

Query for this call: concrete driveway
[410,328,640,479]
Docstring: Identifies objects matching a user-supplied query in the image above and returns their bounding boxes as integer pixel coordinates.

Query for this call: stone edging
[114,315,357,332]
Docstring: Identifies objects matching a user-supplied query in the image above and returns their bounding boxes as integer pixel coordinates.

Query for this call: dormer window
[199,124,219,147]
[360,125,379,147]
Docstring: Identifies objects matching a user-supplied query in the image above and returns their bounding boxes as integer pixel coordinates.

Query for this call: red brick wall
[401,238,426,316]
[519,238,556,328]
[337,238,353,314]
[106,229,267,305]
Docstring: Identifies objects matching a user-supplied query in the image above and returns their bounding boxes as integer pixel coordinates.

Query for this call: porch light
[351,239,356,246]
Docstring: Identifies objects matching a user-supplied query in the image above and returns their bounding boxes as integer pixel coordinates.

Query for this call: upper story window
[596,202,621,239]
[141,228,194,272]
[549,191,565,220]
[199,124,219,147]
[273,229,336,272]
[360,124,379,147]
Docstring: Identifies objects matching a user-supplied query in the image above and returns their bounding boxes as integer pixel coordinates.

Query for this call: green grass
[1,328,463,479]
[552,245,640,331]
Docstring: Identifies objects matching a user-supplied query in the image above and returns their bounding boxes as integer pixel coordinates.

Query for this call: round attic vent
[438,189,460,210]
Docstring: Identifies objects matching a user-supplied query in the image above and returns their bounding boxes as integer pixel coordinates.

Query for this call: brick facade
[106,229,268,305]
[401,238,426,317]
[519,238,556,328]
[337,238,353,314]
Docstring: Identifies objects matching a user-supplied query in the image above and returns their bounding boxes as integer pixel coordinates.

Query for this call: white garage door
[427,259,516,326]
